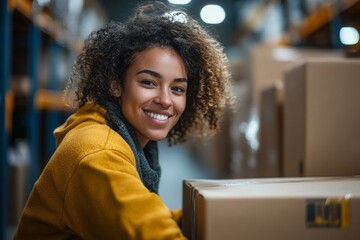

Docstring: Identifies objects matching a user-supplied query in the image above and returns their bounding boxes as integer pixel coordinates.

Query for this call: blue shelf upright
[28,25,42,190]
[1,0,12,238]
[331,0,344,49]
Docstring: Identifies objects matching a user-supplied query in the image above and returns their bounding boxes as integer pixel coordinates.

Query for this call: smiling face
[112,47,188,147]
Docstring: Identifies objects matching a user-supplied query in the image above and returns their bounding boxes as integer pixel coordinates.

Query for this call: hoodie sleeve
[61,139,187,240]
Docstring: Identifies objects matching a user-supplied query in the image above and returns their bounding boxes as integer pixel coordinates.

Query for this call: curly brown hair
[65,1,234,145]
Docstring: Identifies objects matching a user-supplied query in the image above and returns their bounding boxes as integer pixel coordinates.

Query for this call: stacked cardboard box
[183,176,360,240]
[258,81,284,177]
[283,58,360,177]
[250,44,342,178]
[250,44,342,106]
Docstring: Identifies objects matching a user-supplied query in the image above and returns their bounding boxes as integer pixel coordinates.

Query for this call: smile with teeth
[145,111,170,121]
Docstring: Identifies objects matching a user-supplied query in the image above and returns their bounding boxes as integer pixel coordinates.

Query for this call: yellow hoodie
[14,104,187,240]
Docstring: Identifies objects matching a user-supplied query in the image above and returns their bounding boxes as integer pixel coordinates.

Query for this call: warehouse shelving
[1,0,12,238]
[297,0,359,39]
[231,0,360,49]
[1,1,107,238]
[283,0,360,48]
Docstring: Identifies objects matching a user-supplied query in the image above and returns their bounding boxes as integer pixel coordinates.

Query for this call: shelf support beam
[1,0,12,238]
[28,25,42,191]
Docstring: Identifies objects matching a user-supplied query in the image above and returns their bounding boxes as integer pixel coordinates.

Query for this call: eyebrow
[136,69,188,83]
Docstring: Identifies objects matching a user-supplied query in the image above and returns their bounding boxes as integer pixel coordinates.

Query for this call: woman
[15,2,233,239]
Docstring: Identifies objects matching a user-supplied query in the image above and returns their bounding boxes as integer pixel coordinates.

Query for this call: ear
[109,79,122,97]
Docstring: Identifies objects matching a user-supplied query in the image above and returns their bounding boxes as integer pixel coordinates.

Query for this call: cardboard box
[249,44,342,106]
[258,81,284,177]
[182,176,360,240]
[283,58,360,177]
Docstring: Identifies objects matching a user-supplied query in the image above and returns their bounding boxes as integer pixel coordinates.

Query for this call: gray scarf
[104,101,161,193]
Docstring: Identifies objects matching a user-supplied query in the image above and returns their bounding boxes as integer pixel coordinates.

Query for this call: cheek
[176,96,187,115]
[121,88,146,107]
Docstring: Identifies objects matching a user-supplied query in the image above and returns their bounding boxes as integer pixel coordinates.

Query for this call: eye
[171,86,186,95]
[141,80,156,88]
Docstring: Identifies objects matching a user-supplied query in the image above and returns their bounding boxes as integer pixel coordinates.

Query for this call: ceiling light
[340,27,359,45]
[167,0,191,5]
[200,5,226,24]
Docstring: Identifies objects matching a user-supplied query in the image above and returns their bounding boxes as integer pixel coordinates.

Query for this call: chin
[150,136,167,142]
[148,133,169,142]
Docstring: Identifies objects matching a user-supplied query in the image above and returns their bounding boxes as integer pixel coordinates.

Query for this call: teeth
[145,112,169,121]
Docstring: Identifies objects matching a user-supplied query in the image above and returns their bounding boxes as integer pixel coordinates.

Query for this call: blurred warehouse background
[1,0,360,239]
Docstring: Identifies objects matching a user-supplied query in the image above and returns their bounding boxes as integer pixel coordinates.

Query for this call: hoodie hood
[54,104,108,147]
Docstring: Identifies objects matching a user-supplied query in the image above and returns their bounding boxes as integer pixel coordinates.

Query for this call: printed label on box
[306,198,350,228]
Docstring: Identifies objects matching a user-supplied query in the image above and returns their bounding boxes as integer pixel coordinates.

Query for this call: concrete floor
[158,140,219,209]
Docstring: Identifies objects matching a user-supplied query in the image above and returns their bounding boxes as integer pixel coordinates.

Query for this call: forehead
[132,47,178,61]
[128,47,187,75]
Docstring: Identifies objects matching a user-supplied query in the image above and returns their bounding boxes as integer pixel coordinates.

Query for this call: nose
[154,88,172,107]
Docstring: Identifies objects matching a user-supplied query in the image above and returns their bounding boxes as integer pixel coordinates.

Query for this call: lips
[145,111,170,121]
